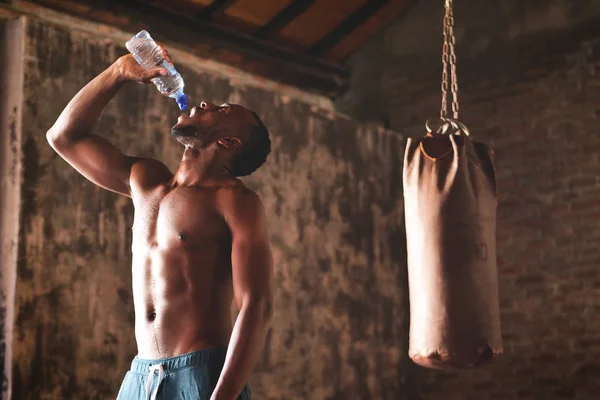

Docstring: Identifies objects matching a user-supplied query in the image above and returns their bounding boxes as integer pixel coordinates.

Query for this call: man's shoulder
[215,177,253,197]
[130,157,171,173]
[129,157,173,191]
[219,182,265,221]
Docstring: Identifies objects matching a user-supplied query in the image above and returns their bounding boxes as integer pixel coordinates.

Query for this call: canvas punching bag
[403,0,502,370]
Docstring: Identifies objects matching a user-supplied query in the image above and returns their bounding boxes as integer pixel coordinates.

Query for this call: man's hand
[113,46,173,84]
[113,53,166,84]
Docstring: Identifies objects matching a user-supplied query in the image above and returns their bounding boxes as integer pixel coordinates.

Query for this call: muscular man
[47,47,274,400]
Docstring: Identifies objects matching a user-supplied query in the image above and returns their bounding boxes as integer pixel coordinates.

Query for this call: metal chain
[440,15,449,119]
[440,0,459,120]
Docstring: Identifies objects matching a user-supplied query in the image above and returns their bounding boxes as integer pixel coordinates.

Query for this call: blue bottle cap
[176,93,188,110]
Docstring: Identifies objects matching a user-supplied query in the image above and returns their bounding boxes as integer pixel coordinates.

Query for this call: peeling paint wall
[11,16,409,400]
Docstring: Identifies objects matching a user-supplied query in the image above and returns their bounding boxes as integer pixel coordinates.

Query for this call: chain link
[440,0,459,120]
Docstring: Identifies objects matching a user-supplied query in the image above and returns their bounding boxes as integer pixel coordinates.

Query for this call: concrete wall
[8,13,410,400]
[338,0,600,398]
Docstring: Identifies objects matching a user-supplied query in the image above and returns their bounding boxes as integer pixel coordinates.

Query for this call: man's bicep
[48,134,134,196]
[230,196,274,309]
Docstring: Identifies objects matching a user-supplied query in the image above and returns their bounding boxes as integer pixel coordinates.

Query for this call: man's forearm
[211,299,272,400]
[47,63,124,144]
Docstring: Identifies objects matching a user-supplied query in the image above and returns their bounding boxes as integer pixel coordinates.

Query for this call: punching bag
[403,126,503,369]
[404,0,502,370]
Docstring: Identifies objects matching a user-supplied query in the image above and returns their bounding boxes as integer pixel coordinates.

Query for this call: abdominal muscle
[131,241,234,359]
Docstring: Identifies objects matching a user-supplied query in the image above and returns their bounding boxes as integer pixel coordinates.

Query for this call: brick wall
[338,1,600,398]
[8,14,410,400]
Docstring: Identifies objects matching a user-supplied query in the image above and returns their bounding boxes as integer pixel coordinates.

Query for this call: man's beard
[171,125,216,149]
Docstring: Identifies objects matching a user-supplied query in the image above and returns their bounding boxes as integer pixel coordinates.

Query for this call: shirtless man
[46,47,274,400]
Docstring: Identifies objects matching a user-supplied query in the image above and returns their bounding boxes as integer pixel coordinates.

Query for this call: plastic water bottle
[125,30,188,110]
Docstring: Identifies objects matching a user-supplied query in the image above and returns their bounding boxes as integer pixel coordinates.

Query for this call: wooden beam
[29,0,348,96]
[254,0,316,41]
[308,0,388,58]
[197,0,238,20]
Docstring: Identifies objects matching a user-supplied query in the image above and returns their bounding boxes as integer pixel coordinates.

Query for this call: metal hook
[425,117,471,136]
[444,118,471,136]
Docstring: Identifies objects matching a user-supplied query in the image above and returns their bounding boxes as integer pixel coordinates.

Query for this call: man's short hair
[230,111,271,177]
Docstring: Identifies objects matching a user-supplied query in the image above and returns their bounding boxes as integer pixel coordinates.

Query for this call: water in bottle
[125,30,188,110]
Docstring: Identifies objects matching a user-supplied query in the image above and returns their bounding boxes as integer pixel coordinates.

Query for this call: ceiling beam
[307,0,388,58]
[254,0,316,41]
[29,0,347,96]
[197,0,238,20]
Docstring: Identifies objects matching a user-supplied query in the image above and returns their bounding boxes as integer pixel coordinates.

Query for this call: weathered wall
[11,15,410,400]
[0,16,24,400]
[338,0,600,398]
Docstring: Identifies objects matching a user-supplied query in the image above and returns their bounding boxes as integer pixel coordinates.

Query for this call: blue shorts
[116,347,251,400]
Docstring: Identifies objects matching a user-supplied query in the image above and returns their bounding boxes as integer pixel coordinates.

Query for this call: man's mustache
[171,126,199,138]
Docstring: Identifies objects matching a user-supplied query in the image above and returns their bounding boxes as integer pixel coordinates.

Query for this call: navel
[177,232,186,241]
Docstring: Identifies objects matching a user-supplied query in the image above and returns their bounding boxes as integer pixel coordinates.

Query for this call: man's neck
[172,146,232,187]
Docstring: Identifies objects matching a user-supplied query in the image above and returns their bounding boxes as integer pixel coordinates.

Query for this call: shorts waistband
[130,347,227,374]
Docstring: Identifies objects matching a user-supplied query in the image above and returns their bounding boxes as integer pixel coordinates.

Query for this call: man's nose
[199,101,218,111]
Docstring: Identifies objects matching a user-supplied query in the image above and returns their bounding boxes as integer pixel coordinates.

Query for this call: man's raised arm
[215,189,274,400]
[46,54,167,196]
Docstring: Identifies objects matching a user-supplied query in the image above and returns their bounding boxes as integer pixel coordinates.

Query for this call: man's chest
[131,186,230,247]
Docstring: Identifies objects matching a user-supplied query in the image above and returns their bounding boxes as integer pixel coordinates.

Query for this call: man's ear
[217,137,241,149]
